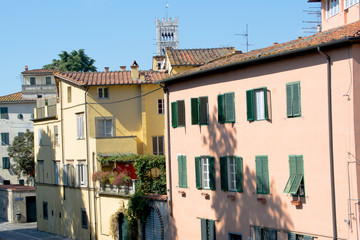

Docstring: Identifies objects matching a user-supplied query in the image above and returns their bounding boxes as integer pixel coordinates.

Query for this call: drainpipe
[317,47,338,240]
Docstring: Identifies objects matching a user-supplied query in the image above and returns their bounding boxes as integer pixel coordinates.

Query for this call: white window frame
[201,157,210,190]
[77,114,84,139]
[98,87,109,99]
[96,118,114,137]
[254,89,265,120]
[345,0,359,9]
[227,157,237,191]
[152,136,164,155]
[54,161,60,185]
[326,0,339,18]
[157,99,164,114]
[76,162,87,187]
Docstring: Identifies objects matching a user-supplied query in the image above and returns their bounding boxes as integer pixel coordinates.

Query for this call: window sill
[77,138,85,140]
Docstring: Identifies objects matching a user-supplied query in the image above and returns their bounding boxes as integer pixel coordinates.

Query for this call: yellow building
[33,62,167,240]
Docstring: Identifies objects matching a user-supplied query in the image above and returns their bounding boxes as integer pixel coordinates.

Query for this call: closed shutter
[261,157,269,194]
[292,82,301,117]
[208,220,215,240]
[178,156,183,187]
[177,101,185,127]
[268,229,277,240]
[145,207,162,240]
[1,108,8,119]
[303,235,313,240]
[217,95,225,123]
[220,157,228,191]
[235,156,243,192]
[254,227,261,240]
[195,157,202,189]
[191,98,199,125]
[209,157,216,190]
[171,102,178,128]
[153,137,158,155]
[246,90,254,121]
[255,157,262,194]
[76,164,80,187]
[182,155,187,188]
[283,156,296,193]
[225,93,235,123]
[201,219,207,240]
[199,97,208,125]
[63,164,68,186]
[288,233,296,240]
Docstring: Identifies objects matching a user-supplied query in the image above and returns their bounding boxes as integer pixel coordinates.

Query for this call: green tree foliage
[7,129,34,177]
[43,49,97,72]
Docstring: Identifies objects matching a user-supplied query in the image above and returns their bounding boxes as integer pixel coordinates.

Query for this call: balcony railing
[98,179,136,195]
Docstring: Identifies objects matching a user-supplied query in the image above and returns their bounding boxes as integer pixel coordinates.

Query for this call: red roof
[0,92,36,102]
[0,185,35,191]
[22,69,54,74]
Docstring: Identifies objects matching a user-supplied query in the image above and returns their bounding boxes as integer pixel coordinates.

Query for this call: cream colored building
[33,63,167,240]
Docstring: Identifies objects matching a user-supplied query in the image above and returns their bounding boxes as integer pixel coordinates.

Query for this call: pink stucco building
[159,1,360,239]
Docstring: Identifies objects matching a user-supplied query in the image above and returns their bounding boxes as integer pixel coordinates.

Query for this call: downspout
[317,47,338,240]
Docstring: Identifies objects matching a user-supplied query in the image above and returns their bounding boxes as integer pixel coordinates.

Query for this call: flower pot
[291,200,302,206]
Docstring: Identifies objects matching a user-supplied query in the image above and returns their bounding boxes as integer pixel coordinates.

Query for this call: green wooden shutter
[0,108,8,119]
[292,82,301,117]
[263,88,269,120]
[268,229,277,240]
[201,219,207,240]
[289,175,303,194]
[220,157,228,191]
[183,155,187,188]
[225,92,235,123]
[284,156,296,193]
[262,156,270,194]
[288,233,296,240]
[209,157,216,190]
[191,98,199,125]
[195,157,202,189]
[235,156,243,192]
[289,155,304,194]
[218,94,225,123]
[254,227,261,240]
[303,235,313,240]
[178,156,183,187]
[246,90,254,121]
[171,102,178,128]
[255,157,262,194]
[286,83,293,117]
[199,97,208,125]
[208,220,215,240]
[177,100,185,126]
[2,158,5,169]
[295,155,304,175]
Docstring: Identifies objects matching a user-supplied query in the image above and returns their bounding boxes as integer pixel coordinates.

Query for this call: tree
[8,129,34,177]
[43,49,97,72]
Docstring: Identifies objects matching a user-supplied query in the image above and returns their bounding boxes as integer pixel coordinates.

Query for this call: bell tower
[156,17,179,56]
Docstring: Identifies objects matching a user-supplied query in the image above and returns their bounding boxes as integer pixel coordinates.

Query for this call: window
[30,77,36,85]
[2,157,10,169]
[38,129,43,146]
[255,156,270,194]
[54,161,60,185]
[288,232,313,240]
[19,179,24,185]
[283,156,305,196]
[77,114,84,139]
[326,0,339,17]
[195,156,215,190]
[96,119,113,137]
[246,88,269,121]
[229,233,242,240]
[286,82,301,118]
[1,133,9,146]
[38,160,44,183]
[98,87,109,99]
[76,163,87,187]
[158,99,164,114]
[218,92,235,123]
[43,202,48,220]
[345,0,359,8]
[54,126,59,145]
[63,164,75,186]
[0,107,8,119]
[18,132,24,138]
[67,86,71,103]
[201,219,215,240]
[17,114,23,120]
[81,208,88,229]
[191,96,209,125]
[171,100,185,127]
[3,180,10,185]
[46,77,51,85]
[254,227,277,240]
[152,136,164,155]
[220,156,243,192]
[177,155,187,188]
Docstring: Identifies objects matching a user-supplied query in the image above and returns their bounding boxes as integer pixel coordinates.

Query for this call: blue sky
[0,0,320,96]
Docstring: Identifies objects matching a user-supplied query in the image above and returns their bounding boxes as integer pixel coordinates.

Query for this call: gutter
[317,47,338,240]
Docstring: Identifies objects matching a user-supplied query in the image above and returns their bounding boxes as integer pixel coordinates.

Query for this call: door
[26,196,36,222]
[145,207,162,240]
[118,213,128,240]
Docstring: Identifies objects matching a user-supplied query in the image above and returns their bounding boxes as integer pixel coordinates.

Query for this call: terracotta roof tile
[166,47,236,66]
[0,92,35,102]
[54,70,168,86]
[22,69,54,74]
[164,20,360,81]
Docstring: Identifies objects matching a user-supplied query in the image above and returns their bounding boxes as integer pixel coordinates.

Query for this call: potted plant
[113,170,131,194]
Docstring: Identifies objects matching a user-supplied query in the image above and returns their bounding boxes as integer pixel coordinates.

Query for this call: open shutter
[263,88,269,120]
[177,100,185,127]
[296,155,304,175]
[182,155,187,188]
[83,165,88,187]
[235,156,243,192]
[289,156,304,194]
[217,94,225,123]
[76,164,80,187]
[255,157,262,194]
[171,102,178,128]
[246,90,254,121]
[284,156,296,193]
[268,230,277,240]
[254,227,261,240]
[220,157,228,191]
[225,93,235,123]
[262,157,269,194]
[199,97,208,125]
[195,157,202,189]
[286,83,293,117]
[292,82,301,117]
[208,220,215,240]
[191,98,199,125]
[288,233,296,240]
[201,219,207,240]
[63,164,68,186]
[209,157,216,190]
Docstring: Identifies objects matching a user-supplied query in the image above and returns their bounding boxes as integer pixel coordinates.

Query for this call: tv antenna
[303,7,321,34]
[235,24,253,52]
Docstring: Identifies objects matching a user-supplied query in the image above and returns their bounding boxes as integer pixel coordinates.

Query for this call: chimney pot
[131,61,139,80]
[25,65,28,71]
[104,67,109,73]
[120,66,126,71]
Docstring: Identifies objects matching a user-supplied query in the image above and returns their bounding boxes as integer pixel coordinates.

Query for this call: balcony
[22,84,57,94]
[93,136,138,154]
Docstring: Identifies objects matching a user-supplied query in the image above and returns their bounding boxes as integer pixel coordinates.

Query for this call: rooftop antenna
[303,6,321,34]
[235,24,253,52]
[166,2,169,20]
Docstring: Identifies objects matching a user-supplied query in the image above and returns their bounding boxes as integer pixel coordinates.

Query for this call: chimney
[104,67,109,73]
[131,61,139,80]
[25,65,28,71]
[139,72,145,81]
[120,66,126,72]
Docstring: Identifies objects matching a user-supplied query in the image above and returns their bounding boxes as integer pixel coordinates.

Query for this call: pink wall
[165,46,359,239]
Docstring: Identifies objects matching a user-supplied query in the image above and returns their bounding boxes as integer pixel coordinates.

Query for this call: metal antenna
[235,24,253,52]
[303,6,321,34]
